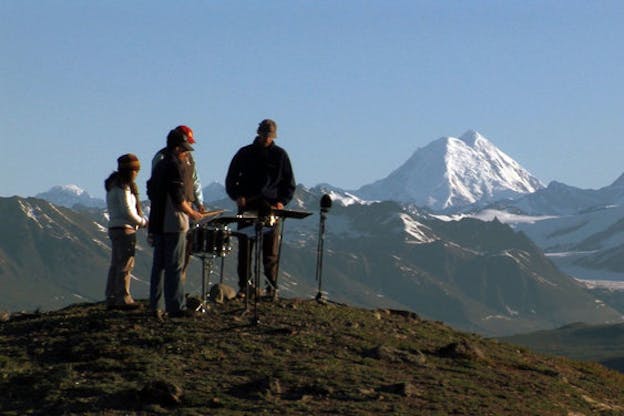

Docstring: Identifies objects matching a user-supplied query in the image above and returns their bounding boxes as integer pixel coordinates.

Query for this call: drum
[190,225,232,257]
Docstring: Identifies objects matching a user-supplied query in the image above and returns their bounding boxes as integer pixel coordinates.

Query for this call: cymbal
[208,213,259,224]
[271,208,313,219]
[196,209,226,225]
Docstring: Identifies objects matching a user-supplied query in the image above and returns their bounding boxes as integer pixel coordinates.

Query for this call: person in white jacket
[104,153,148,309]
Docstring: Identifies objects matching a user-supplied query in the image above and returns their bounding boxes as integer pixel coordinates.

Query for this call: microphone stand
[315,195,331,302]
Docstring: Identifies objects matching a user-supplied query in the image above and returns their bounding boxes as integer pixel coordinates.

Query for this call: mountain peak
[458,129,486,146]
[35,184,105,209]
[356,131,544,211]
[608,172,624,189]
[51,184,87,196]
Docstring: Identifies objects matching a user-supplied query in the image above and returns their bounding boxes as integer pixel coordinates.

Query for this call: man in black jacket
[225,119,296,299]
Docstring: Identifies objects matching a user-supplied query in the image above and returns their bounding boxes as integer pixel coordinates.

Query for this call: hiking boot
[237,285,260,299]
[265,287,279,301]
[152,309,167,321]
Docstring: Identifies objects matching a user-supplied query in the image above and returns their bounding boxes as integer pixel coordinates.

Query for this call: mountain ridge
[35,184,106,209]
[5,193,621,336]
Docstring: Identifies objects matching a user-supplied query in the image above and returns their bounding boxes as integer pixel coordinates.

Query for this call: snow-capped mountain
[355,130,544,211]
[308,184,372,207]
[35,184,105,209]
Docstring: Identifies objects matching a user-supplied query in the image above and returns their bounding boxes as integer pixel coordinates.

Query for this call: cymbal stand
[196,253,215,313]
[219,256,225,284]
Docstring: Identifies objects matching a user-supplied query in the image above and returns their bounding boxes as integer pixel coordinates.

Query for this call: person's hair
[104,169,143,216]
[257,119,277,139]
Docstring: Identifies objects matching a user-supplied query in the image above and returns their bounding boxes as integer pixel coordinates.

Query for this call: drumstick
[202,209,225,218]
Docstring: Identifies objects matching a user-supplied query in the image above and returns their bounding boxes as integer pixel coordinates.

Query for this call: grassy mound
[1,298,624,415]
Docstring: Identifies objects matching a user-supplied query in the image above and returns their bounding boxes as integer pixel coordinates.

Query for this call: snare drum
[190,225,232,257]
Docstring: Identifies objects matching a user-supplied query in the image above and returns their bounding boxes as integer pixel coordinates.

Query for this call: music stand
[229,209,312,325]
[233,215,272,324]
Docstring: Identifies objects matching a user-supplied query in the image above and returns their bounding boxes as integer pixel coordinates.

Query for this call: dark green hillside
[2,299,624,415]
[0,197,208,311]
[430,216,536,253]
[0,197,112,310]
[502,322,624,373]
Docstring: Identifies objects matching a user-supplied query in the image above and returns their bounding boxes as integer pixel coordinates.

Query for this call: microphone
[320,194,332,213]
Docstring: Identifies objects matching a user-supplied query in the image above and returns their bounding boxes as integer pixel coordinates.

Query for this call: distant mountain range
[35,184,106,209]
[462,177,624,285]
[3,187,623,336]
[486,173,624,216]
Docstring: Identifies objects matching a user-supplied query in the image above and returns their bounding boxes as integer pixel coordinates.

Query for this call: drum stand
[195,253,216,313]
[237,209,311,326]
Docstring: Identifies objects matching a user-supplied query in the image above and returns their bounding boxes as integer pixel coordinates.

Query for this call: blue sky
[1,0,623,199]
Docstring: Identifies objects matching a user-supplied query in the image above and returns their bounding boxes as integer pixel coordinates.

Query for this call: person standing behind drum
[147,129,204,318]
[151,125,205,282]
[151,125,205,212]
[104,154,148,309]
[225,119,296,299]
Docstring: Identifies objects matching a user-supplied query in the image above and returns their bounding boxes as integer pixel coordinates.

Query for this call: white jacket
[106,185,147,230]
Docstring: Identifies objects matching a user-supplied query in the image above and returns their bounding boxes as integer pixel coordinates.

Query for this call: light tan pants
[106,228,136,306]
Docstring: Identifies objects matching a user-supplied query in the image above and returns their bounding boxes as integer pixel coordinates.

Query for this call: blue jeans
[149,232,186,313]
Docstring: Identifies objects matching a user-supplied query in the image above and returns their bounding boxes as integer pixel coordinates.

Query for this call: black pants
[237,220,281,292]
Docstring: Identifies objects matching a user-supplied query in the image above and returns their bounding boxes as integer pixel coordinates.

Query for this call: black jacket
[225,138,296,209]
[147,151,186,234]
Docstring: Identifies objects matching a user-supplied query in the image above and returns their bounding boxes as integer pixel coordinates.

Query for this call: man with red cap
[147,127,205,318]
[152,125,205,212]
[151,125,207,283]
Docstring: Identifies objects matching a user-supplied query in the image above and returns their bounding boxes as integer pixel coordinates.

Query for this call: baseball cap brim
[179,141,194,152]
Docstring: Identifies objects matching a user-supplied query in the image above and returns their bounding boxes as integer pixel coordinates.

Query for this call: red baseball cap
[176,125,195,144]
